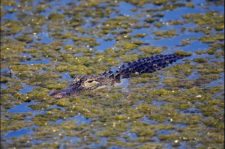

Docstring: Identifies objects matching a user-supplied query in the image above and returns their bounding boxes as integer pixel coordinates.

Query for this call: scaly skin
[49,53,189,98]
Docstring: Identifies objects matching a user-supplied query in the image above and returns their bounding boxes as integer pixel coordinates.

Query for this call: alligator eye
[87,80,93,83]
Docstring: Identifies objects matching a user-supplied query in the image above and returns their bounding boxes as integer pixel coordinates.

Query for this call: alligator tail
[107,53,190,79]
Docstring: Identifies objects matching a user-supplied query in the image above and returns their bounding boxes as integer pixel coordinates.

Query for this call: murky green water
[1,0,224,148]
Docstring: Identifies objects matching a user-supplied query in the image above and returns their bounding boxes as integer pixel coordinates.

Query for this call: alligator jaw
[49,85,78,99]
[49,90,68,99]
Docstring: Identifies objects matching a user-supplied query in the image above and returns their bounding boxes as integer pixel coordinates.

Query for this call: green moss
[102,17,136,34]
[2,0,16,6]
[120,54,139,62]
[175,50,192,57]
[184,12,224,31]
[163,78,194,88]
[154,22,163,28]
[140,143,163,149]
[2,119,33,131]
[139,46,164,55]
[48,13,65,21]
[72,36,98,47]
[154,30,177,38]
[169,63,193,76]
[200,34,224,43]
[193,58,207,63]
[56,98,71,107]
[144,18,156,24]
[185,2,194,8]
[97,122,127,137]
[60,120,77,130]
[131,122,155,137]
[2,20,24,34]
[25,88,51,101]
[16,34,33,43]
[159,134,178,141]
[153,0,167,5]
[116,40,139,51]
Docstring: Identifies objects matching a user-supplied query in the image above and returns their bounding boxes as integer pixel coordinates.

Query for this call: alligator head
[49,75,113,98]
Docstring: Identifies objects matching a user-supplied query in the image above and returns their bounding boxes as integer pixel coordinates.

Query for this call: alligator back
[102,53,189,79]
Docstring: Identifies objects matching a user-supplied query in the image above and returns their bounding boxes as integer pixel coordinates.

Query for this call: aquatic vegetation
[154,30,177,38]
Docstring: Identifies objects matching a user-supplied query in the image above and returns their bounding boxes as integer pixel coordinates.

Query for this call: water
[5,127,33,138]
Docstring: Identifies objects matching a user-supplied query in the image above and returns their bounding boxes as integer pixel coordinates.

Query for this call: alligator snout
[49,90,69,99]
[49,85,77,99]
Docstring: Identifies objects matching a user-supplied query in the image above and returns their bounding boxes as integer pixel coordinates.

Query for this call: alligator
[49,53,190,98]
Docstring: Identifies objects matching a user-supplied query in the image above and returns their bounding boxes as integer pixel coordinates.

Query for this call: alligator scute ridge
[49,53,190,99]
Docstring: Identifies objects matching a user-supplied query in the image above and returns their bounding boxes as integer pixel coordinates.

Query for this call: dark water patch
[3,12,18,21]
[8,101,45,121]
[141,116,158,125]
[152,100,167,107]
[182,107,202,115]
[151,136,160,142]
[96,38,116,52]
[63,39,74,46]
[1,67,12,77]
[35,32,53,44]
[174,123,187,129]
[164,142,188,149]
[192,0,206,6]
[109,146,124,149]
[21,52,33,59]
[208,5,224,13]
[117,2,136,16]
[2,6,18,21]
[143,31,205,50]
[143,3,161,9]
[157,129,176,136]
[187,71,200,80]
[20,58,50,65]
[71,114,92,125]
[1,83,8,90]
[164,143,173,149]
[19,83,35,94]
[162,6,205,22]
[8,102,34,113]
[182,41,209,52]
[178,142,189,149]
[206,73,224,88]
[125,132,138,140]
[74,52,84,57]
[88,137,108,148]
[132,100,144,109]
[61,72,73,81]
[31,139,44,145]
[53,119,64,125]
[4,127,33,138]
[63,136,81,144]
[47,105,66,111]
